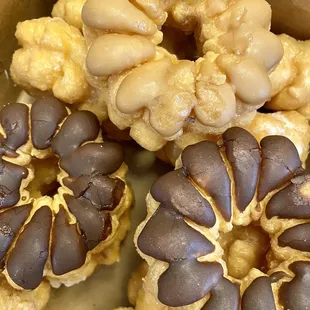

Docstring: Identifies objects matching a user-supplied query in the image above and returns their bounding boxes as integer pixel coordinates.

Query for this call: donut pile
[82,0,283,151]
[0,96,132,291]
[135,128,310,309]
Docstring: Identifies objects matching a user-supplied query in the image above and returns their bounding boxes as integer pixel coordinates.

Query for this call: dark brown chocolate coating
[51,208,88,275]
[31,96,68,149]
[60,142,124,177]
[51,111,100,158]
[242,277,276,310]
[0,160,28,208]
[0,205,31,261]
[182,141,232,221]
[64,175,125,211]
[279,261,310,310]
[65,195,112,250]
[266,174,310,219]
[158,260,223,307]
[269,271,288,283]
[278,223,310,251]
[202,277,240,310]
[138,204,215,262]
[223,127,260,212]
[151,170,216,227]
[0,103,29,152]
[7,206,52,289]
[258,136,301,201]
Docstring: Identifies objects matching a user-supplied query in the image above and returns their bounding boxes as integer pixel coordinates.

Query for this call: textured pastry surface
[0,96,132,305]
[131,127,310,309]
[157,111,310,166]
[79,0,283,151]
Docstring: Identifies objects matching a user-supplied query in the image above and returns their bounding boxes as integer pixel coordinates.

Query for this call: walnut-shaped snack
[128,127,310,309]
[0,96,132,309]
[82,0,283,151]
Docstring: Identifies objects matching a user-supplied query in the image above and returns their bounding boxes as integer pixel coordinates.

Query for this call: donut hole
[26,156,60,198]
[219,223,270,279]
[160,26,199,61]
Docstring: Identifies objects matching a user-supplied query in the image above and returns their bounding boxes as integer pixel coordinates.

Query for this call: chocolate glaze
[64,175,125,211]
[266,174,310,219]
[269,271,288,283]
[60,142,124,177]
[279,261,310,310]
[151,170,216,227]
[182,141,232,221]
[158,260,223,307]
[258,136,301,201]
[242,277,276,310]
[51,208,88,275]
[138,204,215,262]
[0,103,29,152]
[51,111,100,158]
[0,205,31,261]
[7,206,52,289]
[202,277,239,310]
[31,96,68,149]
[223,127,260,212]
[278,223,310,251]
[65,195,112,250]
[0,160,28,208]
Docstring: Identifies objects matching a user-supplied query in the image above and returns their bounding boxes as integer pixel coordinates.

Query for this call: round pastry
[0,96,132,307]
[130,127,310,309]
[156,110,310,166]
[82,0,283,151]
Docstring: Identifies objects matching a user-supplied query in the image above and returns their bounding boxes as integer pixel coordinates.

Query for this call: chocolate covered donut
[131,127,310,309]
[0,96,132,293]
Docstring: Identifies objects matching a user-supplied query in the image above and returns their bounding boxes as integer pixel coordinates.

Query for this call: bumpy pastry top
[10,17,89,104]
[0,96,131,291]
[267,34,310,115]
[81,0,283,151]
[136,127,310,309]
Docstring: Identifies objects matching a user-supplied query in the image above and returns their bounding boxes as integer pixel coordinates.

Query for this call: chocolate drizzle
[182,141,232,221]
[258,136,301,201]
[0,160,28,208]
[51,111,100,158]
[223,127,260,212]
[0,103,29,152]
[266,173,310,219]
[51,208,88,275]
[7,206,52,289]
[202,277,240,310]
[31,96,68,149]
[242,277,276,310]
[151,170,216,227]
[279,261,310,310]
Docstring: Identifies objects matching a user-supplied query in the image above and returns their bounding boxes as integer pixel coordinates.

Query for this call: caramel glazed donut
[0,97,132,300]
[81,0,284,151]
[129,128,310,310]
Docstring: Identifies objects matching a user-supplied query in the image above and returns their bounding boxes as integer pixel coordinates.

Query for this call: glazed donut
[81,0,284,151]
[130,127,310,309]
[156,110,310,166]
[0,96,132,304]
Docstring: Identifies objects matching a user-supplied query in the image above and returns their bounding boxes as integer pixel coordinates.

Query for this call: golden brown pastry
[0,96,132,309]
[267,34,310,115]
[128,127,310,309]
[157,110,310,166]
[82,0,283,151]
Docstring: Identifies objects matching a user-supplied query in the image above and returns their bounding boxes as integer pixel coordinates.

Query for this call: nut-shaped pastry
[0,96,132,309]
[82,0,283,151]
[130,127,310,309]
